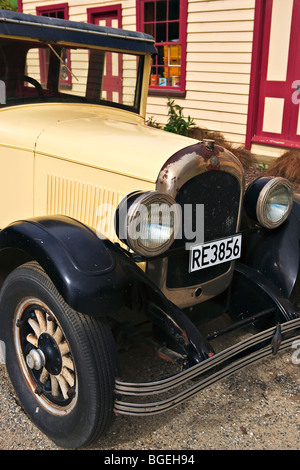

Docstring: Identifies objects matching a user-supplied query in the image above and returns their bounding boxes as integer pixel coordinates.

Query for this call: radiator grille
[47,173,125,241]
[167,170,241,288]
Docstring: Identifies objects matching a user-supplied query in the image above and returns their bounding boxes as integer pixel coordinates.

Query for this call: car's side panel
[0,147,34,228]
[34,153,154,239]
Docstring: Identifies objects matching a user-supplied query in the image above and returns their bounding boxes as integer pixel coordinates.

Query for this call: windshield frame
[0,37,147,115]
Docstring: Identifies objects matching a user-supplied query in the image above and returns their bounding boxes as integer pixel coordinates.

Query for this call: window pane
[150,45,181,87]
[156,22,166,42]
[58,49,140,108]
[26,48,44,85]
[156,45,165,66]
[144,2,154,21]
[169,0,180,20]
[168,21,179,42]
[144,23,154,36]
[57,11,65,19]
[157,1,167,21]
[169,45,181,86]
[142,0,185,90]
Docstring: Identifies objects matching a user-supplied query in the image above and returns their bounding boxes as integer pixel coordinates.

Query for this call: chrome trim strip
[114,318,300,415]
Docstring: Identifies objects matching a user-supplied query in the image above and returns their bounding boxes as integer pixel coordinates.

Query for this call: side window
[138,0,187,94]
[36,4,71,89]
[25,48,44,86]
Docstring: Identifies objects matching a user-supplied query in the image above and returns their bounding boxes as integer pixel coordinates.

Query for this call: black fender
[228,262,298,323]
[0,215,213,366]
[0,215,131,317]
[240,200,300,302]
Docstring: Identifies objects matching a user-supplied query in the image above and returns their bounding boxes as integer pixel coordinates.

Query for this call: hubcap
[15,299,77,414]
[26,348,45,370]
[38,333,62,375]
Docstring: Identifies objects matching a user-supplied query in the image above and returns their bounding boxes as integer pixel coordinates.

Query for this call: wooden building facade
[16,0,300,162]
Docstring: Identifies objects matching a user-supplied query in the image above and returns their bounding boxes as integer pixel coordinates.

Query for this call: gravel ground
[0,167,299,451]
[0,348,299,451]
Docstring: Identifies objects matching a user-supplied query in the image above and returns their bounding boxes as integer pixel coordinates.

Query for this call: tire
[0,262,119,448]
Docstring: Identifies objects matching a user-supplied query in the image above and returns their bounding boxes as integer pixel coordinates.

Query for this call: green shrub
[163,98,195,136]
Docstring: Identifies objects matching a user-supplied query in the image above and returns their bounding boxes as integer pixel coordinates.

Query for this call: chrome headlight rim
[115,190,180,257]
[245,176,293,229]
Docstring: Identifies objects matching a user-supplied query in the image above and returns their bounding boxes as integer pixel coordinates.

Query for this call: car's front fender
[240,199,300,302]
[0,215,214,366]
[0,215,131,317]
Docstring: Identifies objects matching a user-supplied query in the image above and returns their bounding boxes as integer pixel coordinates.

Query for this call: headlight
[115,191,180,257]
[244,177,293,229]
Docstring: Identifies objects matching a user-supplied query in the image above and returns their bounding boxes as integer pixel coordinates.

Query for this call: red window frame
[36,3,71,88]
[136,0,187,96]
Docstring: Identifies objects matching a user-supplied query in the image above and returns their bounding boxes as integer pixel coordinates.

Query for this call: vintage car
[0,9,299,449]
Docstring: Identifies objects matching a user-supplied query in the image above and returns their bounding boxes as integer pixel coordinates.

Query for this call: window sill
[148,88,186,98]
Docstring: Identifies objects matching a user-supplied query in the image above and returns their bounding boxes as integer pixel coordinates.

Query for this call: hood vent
[46,173,125,241]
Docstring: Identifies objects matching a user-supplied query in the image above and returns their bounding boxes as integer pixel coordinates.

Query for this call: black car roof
[0,9,157,54]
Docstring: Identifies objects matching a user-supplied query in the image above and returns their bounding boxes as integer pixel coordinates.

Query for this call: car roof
[0,9,157,54]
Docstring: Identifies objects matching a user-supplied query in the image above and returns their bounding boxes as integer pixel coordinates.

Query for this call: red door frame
[246,0,300,149]
[87,4,122,28]
[87,5,122,103]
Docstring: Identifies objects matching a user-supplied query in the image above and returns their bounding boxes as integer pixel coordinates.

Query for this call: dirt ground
[0,347,299,451]
[0,167,299,451]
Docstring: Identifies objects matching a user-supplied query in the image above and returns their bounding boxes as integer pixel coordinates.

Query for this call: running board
[114,317,300,416]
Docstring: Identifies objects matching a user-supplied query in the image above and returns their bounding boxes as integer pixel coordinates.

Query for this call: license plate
[189,234,242,273]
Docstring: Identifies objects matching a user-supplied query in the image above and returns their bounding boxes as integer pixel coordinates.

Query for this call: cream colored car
[0,10,299,449]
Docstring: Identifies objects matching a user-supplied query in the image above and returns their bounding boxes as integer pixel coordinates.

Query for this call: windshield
[0,39,144,113]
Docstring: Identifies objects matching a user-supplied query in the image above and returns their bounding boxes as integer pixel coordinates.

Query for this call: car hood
[1,103,196,183]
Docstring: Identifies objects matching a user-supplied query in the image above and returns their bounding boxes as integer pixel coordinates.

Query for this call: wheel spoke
[40,367,49,384]
[53,327,63,344]
[21,300,76,405]
[56,374,69,399]
[46,316,55,336]
[28,318,41,338]
[35,309,47,333]
[61,367,75,387]
[59,341,70,356]
[50,375,60,397]
[62,356,74,370]
[26,333,38,347]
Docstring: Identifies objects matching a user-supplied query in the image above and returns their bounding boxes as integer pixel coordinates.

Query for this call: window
[3,37,143,114]
[36,4,71,88]
[137,0,187,94]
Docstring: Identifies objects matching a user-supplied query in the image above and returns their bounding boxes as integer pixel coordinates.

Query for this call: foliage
[0,0,17,11]
[145,115,162,129]
[257,162,267,171]
[146,99,195,136]
[163,98,195,136]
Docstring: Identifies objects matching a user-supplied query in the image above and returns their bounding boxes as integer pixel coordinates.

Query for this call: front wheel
[0,262,119,448]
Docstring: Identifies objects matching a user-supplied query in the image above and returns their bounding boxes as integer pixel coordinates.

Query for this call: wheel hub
[38,333,62,375]
[26,333,63,375]
[26,348,45,370]
[17,299,76,408]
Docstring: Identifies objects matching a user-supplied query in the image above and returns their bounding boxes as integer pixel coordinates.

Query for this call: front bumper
[114,316,300,416]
